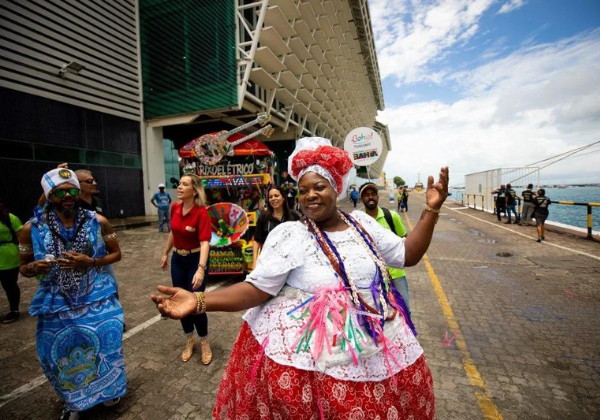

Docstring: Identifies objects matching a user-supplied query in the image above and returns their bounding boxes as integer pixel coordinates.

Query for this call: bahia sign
[344,127,383,166]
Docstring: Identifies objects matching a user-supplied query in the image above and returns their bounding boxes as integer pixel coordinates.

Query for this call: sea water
[450,186,600,233]
[541,187,600,232]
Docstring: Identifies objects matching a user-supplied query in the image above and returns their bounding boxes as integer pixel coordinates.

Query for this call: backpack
[381,207,397,236]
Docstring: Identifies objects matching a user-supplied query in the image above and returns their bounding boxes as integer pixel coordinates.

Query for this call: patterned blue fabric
[29,206,126,411]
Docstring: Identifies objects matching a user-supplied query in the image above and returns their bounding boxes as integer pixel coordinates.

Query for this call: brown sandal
[181,336,195,362]
[200,338,212,365]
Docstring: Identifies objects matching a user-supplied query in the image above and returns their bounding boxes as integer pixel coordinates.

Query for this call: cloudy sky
[369,0,600,186]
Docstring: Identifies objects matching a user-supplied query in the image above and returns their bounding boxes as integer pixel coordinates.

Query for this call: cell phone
[45,254,57,265]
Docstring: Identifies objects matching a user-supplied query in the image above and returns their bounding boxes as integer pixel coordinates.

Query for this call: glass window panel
[34,144,83,163]
[0,140,34,160]
[163,139,180,187]
[123,154,142,169]
[101,151,123,167]
[86,150,102,165]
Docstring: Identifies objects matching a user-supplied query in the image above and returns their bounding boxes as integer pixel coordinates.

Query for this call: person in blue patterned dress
[18,168,126,420]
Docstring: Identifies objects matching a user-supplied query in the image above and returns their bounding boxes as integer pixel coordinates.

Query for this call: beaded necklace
[306,209,416,342]
[45,208,91,300]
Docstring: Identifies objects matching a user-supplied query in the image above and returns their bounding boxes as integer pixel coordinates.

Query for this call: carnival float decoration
[178,112,276,274]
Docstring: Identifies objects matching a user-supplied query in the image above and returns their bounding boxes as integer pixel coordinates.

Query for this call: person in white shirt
[152,137,449,419]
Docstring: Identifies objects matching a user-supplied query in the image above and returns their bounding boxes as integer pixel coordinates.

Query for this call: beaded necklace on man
[306,209,416,342]
[46,208,91,299]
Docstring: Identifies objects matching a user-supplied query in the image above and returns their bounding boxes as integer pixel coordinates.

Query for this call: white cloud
[370,0,495,84]
[498,0,527,15]
[379,30,600,186]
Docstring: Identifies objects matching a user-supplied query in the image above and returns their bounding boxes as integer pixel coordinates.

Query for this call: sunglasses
[52,188,80,198]
[80,178,96,184]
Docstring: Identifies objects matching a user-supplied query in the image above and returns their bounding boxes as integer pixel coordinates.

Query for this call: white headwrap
[41,168,80,198]
[288,137,352,195]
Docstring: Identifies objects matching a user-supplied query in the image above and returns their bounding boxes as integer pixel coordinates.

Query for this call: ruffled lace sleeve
[350,210,405,268]
[245,221,308,296]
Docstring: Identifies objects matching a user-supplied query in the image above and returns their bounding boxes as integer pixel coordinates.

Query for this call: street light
[58,61,85,78]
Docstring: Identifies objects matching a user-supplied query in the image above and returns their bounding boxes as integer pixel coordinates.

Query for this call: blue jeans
[171,252,209,336]
[506,205,518,223]
[392,276,410,314]
[158,207,170,232]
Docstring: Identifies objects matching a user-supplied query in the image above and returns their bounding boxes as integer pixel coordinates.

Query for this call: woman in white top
[152,137,449,419]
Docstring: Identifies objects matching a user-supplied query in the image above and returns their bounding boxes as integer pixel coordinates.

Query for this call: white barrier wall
[465,167,540,212]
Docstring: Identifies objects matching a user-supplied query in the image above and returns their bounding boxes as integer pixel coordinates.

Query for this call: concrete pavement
[0,191,599,419]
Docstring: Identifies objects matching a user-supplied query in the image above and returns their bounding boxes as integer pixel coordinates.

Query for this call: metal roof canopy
[232,0,388,177]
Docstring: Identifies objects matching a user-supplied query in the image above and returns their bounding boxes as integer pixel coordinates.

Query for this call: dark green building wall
[139,0,238,118]
[0,87,144,221]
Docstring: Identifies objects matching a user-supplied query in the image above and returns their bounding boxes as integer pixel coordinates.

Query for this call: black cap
[359,182,378,197]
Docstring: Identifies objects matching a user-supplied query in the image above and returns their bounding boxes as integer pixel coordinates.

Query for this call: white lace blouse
[243,210,423,382]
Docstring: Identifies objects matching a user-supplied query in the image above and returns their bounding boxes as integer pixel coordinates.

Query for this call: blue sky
[370,0,600,186]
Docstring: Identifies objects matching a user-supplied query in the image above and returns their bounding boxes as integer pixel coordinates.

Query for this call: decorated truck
[178,114,275,274]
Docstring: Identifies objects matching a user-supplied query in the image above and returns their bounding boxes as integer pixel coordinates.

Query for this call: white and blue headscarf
[41,168,80,198]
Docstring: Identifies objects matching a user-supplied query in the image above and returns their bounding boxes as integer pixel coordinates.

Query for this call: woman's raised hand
[150,286,197,319]
[426,167,449,210]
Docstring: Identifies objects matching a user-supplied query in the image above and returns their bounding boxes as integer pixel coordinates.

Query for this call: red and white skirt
[214,322,435,419]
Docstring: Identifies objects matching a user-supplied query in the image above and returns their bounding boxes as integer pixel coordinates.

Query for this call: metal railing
[463,194,486,211]
[549,201,600,239]
[462,194,599,239]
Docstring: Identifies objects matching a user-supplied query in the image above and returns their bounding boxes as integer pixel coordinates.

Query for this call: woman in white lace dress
[152,137,449,419]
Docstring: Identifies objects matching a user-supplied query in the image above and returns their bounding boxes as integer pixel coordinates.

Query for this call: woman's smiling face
[268,188,284,210]
[298,172,338,223]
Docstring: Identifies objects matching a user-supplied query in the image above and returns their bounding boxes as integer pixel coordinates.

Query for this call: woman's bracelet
[424,205,441,213]
[198,262,207,270]
[194,292,206,314]
[420,205,440,224]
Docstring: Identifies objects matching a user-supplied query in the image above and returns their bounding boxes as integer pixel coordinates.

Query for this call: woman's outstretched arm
[151,281,272,319]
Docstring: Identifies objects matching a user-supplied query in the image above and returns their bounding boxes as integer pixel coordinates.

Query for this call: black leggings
[171,252,209,337]
[0,267,20,311]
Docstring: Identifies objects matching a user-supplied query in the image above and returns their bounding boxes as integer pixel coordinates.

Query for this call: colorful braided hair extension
[306,210,416,345]
[340,210,416,336]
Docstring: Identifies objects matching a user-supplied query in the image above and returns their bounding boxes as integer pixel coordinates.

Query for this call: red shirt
[170,202,212,249]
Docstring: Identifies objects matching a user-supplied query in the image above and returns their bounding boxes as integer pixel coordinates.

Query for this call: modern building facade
[1,0,389,221]
[0,0,143,220]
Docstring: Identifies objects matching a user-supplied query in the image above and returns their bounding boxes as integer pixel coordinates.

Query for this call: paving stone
[1,195,599,419]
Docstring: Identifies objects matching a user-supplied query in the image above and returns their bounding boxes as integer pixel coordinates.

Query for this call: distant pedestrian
[505,183,519,224]
[285,181,297,210]
[360,182,411,312]
[0,198,23,324]
[402,186,409,212]
[151,183,172,233]
[534,189,551,242]
[397,188,404,212]
[350,187,359,207]
[520,184,535,225]
[492,185,506,222]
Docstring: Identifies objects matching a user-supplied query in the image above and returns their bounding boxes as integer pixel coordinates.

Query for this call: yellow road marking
[403,212,503,419]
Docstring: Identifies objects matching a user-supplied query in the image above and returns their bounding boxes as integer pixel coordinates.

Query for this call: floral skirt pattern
[214,322,435,419]
[36,296,127,411]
